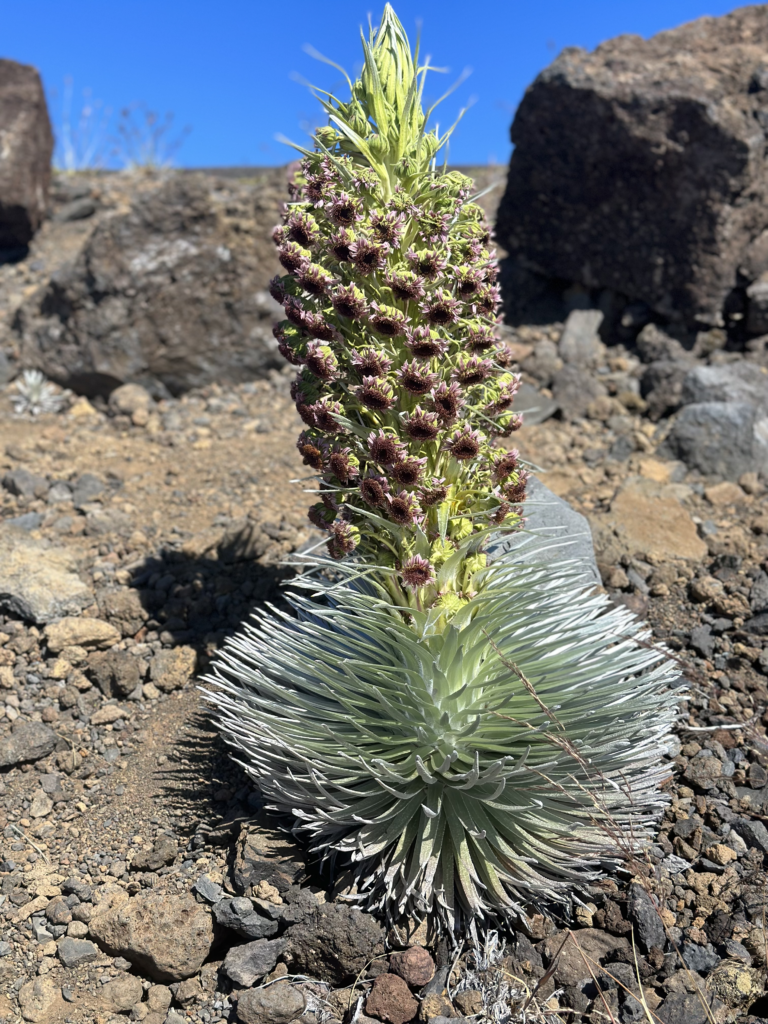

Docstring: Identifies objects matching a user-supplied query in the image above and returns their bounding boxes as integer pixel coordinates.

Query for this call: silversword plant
[11,369,66,417]
[206,5,680,936]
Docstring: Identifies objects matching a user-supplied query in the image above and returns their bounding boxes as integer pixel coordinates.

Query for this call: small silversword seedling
[206,5,680,936]
[11,369,66,417]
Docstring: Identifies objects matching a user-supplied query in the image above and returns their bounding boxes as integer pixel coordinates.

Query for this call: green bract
[206,553,679,932]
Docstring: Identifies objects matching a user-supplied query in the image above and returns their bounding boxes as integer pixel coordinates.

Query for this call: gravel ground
[0,188,768,1023]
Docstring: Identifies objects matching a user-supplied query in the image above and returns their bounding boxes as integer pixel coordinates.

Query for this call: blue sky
[3,0,741,169]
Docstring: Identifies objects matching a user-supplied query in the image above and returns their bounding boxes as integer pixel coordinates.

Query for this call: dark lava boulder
[0,59,53,250]
[496,7,768,329]
[13,171,287,395]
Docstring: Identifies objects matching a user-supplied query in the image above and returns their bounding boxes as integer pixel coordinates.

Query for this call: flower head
[387,490,422,526]
[405,247,446,280]
[491,501,513,524]
[311,398,344,433]
[367,429,405,465]
[286,211,320,249]
[370,210,404,246]
[369,302,408,337]
[303,173,328,206]
[328,447,359,485]
[421,289,461,326]
[296,401,317,427]
[403,325,448,360]
[491,448,519,481]
[296,263,333,296]
[357,376,394,411]
[400,554,436,590]
[431,380,464,423]
[297,433,325,470]
[385,270,425,302]
[273,322,305,365]
[327,520,359,558]
[454,355,492,387]
[485,376,521,414]
[305,341,338,381]
[475,283,500,316]
[328,228,355,262]
[282,296,306,327]
[391,456,426,487]
[502,469,528,504]
[404,406,440,443]
[419,478,448,507]
[360,474,390,507]
[349,237,388,275]
[328,193,362,227]
[445,425,483,461]
[396,360,437,396]
[454,266,485,297]
[418,210,451,244]
[330,284,367,320]
[268,275,287,304]
[464,322,497,352]
[303,312,336,341]
[352,348,392,377]
[278,242,310,275]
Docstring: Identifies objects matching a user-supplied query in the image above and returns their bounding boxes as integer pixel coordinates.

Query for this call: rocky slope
[0,295,767,1021]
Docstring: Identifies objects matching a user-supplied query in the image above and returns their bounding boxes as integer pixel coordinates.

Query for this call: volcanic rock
[13,173,286,394]
[0,59,53,250]
[662,402,768,478]
[88,891,214,981]
[0,720,57,768]
[287,904,386,986]
[235,982,306,1024]
[0,528,93,624]
[222,937,286,987]
[496,7,768,327]
[365,974,418,1024]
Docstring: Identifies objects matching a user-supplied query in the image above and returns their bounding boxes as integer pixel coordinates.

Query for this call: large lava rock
[0,59,53,251]
[495,7,768,329]
[13,171,287,395]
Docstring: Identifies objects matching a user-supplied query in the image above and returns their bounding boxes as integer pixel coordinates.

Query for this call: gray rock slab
[2,468,48,499]
[192,874,224,904]
[750,572,768,615]
[12,172,287,394]
[681,362,768,414]
[0,720,57,768]
[551,364,608,422]
[487,475,601,587]
[558,308,604,367]
[662,401,768,478]
[212,897,278,940]
[222,937,286,987]
[730,818,768,853]
[57,937,99,968]
[5,512,43,532]
[512,381,558,425]
[0,525,93,623]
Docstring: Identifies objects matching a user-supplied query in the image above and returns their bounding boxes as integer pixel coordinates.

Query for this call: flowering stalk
[273,6,524,615]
